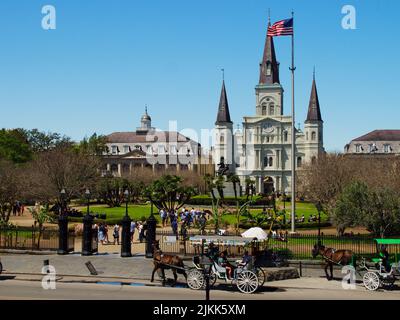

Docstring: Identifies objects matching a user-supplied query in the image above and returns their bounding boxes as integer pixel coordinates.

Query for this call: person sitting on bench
[218,251,233,280]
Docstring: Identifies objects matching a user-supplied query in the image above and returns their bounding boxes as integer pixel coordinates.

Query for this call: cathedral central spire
[259,23,280,85]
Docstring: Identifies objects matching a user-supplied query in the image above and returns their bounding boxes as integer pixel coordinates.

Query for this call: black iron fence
[0,226,75,251]
[155,229,387,260]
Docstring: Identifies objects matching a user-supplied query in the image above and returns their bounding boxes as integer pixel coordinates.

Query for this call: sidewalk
[1,253,154,281]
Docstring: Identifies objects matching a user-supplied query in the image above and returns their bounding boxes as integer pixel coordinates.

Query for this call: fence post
[299,261,302,277]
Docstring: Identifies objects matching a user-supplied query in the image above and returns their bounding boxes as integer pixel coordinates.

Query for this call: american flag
[267,18,293,37]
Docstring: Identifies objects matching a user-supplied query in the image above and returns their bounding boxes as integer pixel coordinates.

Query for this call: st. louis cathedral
[213,24,325,195]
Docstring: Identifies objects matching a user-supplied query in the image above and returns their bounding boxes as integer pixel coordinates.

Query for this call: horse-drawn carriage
[359,238,400,291]
[186,235,266,294]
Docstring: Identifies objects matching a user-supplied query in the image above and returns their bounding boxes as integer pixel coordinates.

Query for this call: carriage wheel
[236,270,259,294]
[381,275,396,289]
[208,271,217,287]
[255,267,266,287]
[363,271,380,291]
[187,269,205,290]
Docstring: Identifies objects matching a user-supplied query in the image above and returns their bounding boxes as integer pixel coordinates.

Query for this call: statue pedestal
[212,177,241,198]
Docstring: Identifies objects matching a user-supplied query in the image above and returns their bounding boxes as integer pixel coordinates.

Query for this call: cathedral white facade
[213,24,325,195]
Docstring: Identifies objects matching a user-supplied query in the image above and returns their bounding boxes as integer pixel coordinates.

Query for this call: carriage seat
[213,261,227,274]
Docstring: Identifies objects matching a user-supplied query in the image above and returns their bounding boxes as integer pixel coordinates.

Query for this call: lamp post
[315,201,322,245]
[57,188,69,255]
[82,188,94,256]
[145,200,157,258]
[121,189,132,257]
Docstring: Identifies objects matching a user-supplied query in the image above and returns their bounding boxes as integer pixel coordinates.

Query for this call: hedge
[186,195,273,206]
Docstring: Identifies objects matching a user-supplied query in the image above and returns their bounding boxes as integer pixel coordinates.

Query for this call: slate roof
[353,130,400,142]
[215,80,232,124]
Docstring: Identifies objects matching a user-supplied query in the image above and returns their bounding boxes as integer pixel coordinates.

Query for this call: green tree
[28,206,54,249]
[78,133,109,155]
[22,129,72,153]
[97,175,128,207]
[333,181,370,236]
[0,160,23,222]
[0,129,32,163]
[364,188,400,238]
[144,175,197,213]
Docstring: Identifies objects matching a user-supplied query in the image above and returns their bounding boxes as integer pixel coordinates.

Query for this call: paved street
[0,277,399,300]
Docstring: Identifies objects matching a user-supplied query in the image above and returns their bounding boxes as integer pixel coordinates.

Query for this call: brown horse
[150,240,187,286]
[312,243,355,280]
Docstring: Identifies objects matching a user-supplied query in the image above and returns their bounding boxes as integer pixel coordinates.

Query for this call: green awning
[375,239,400,245]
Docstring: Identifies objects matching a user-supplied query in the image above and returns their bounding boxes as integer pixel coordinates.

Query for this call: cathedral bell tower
[304,71,324,162]
[214,79,234,173]
[255,21,284,117]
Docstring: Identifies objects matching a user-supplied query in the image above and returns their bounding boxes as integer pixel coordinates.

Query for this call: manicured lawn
[85,204,157,222]
[74,200,327,226]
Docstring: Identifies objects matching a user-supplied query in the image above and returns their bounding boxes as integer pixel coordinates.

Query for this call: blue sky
[0,0,398,152]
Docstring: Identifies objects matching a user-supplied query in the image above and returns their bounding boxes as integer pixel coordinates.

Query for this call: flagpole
[290,11,296,234]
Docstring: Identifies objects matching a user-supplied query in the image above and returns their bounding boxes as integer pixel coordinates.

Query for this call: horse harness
[322,248,344,266]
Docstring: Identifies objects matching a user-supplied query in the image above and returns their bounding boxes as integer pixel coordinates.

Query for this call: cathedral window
[220,134,225,143]
[264,157,268,167]
[311,131,317,141]
[262,105,267,116]
[269,104,275,115]
[306,132,309,140]
[268,157,273,167]
[284,131,288,142]
[297,157,302,168]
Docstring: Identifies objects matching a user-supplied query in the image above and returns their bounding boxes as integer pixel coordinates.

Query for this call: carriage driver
[379,245,391,272]
[206,242,220,261]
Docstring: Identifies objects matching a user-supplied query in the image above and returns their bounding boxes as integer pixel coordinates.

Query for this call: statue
[217,157,229,176]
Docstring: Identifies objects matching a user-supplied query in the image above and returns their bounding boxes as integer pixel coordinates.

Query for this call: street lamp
[85,188,91,215]
[82,188,95,256]
[145,198,157,258]
[121,189,132,257]
[315,201,323,245]
[57,188,69,255]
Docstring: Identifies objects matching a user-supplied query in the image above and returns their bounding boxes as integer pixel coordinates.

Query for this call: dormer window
[355,144,362,153]
[384,144,392,153]
[111,145,118,155]
[123,145,130,153]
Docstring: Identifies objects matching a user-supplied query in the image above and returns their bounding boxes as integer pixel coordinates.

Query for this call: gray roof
[353,130,400,142]
[306,78,323,122]
[106,131,197,144]
[215,80,232,124]
[259,33,280,85]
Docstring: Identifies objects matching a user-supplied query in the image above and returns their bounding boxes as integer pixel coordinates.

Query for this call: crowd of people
[159,207,209,236]
[94,220,147,245]
[12,201,25,216]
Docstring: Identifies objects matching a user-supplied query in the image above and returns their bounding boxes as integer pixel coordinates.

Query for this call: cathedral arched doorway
[263,176,274,195]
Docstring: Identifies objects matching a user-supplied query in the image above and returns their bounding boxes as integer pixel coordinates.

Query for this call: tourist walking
[130,221,136,243]
[113,224,120,245]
